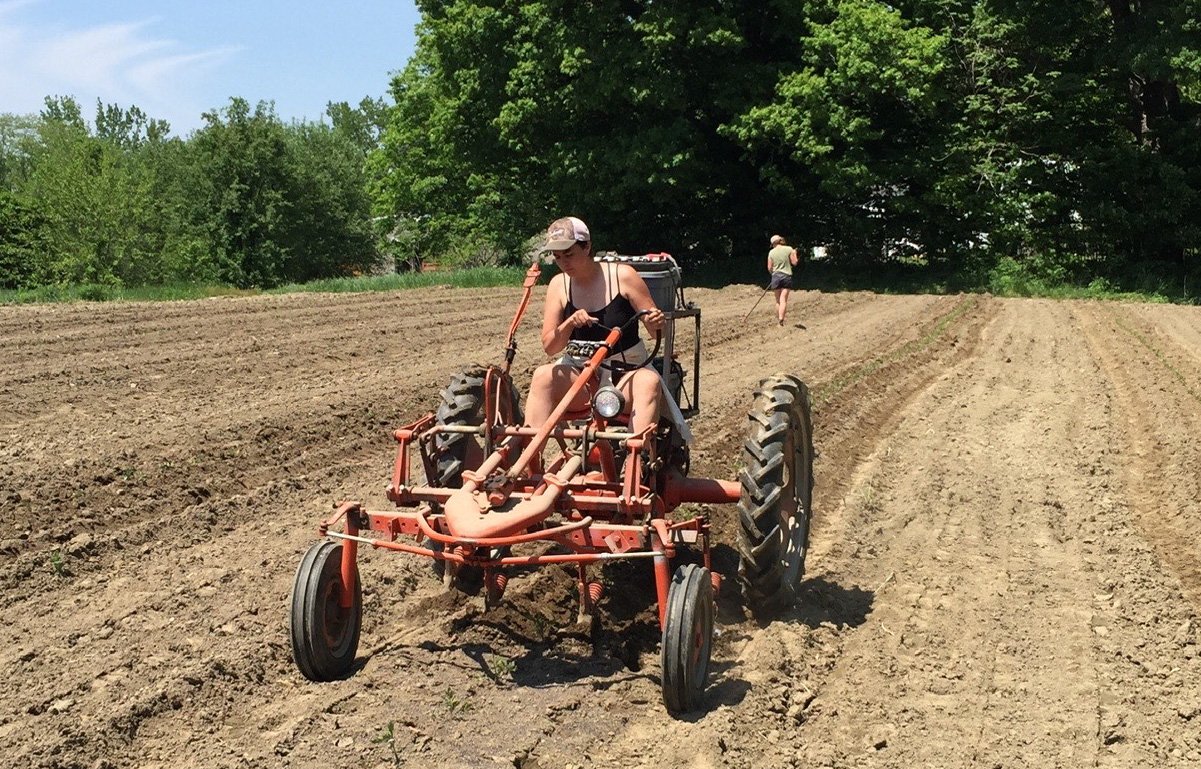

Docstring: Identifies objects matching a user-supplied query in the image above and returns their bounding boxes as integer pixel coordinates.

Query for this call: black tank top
[564,265,640,355]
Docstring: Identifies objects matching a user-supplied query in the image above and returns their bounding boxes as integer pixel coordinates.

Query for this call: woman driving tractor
[522,215,667,437]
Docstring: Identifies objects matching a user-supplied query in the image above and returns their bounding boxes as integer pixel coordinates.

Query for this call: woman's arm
[540,275,570,354]
[617,264,665,334]
[540,274,596,354]
[790,248,799,266]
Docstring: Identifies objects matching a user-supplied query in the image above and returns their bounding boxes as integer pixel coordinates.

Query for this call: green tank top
[768,244,793,276]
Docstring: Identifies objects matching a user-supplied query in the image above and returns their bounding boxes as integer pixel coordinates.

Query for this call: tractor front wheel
[736,374,815,617]
[661,563,715,713]
[290,541,361,681]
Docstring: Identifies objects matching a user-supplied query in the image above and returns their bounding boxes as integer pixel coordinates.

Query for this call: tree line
[0,96,383,290]
[3,1,1200,294]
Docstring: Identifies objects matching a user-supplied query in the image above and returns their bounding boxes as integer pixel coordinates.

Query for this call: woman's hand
[641,307,666,333]
[564,308,596,330]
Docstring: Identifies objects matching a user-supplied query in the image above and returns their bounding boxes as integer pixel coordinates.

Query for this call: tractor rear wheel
[290,541,361,681]
[661,563,715,713]
[433,365,522,488]
[736,374,814,617]
[431,366,521,590]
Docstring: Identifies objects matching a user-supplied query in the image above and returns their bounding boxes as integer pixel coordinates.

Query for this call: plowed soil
[2,285,1200,769]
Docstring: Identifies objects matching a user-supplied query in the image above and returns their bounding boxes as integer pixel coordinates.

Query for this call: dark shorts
[769,272,793,290]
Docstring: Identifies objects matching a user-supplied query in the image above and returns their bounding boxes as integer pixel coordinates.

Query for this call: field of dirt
[2,282,1200,769]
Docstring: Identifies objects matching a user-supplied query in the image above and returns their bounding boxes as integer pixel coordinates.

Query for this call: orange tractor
[289,253,814,712]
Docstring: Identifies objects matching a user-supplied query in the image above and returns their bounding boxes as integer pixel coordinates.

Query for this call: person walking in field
[767,234,799,326]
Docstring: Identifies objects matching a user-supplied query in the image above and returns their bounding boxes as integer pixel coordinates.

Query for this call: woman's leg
[774,288,790,324]
[523,362,588,428]
[617,368,662,435]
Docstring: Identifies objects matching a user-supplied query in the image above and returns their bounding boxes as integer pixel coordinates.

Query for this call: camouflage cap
[544,216,591,251]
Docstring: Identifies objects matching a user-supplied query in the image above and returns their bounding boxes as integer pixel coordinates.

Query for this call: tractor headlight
[592,386,625,419]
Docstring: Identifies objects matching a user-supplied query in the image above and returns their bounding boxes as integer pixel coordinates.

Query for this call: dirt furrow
[1077,303,1201,608]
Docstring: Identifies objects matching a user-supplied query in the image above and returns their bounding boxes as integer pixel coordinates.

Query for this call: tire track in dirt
[780,299,1109,767]
[679,291,965,490]
[1070,301,1201,767]
[775,299,1201,769]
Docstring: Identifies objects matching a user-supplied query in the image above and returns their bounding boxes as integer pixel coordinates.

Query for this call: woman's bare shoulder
[546,272,568,301]
[614,262,644,283]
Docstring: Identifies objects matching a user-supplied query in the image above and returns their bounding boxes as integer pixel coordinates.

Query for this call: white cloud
[127,47,239,101]
[0,1,240,133]
[37,21,172,93]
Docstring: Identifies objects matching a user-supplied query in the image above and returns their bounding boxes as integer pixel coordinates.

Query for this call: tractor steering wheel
[597,309,663,374]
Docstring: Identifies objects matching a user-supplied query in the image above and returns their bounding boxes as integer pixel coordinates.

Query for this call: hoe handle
[741,286,770,322]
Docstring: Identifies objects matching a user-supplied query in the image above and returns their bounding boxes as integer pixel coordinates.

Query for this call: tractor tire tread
[736,373,815,617]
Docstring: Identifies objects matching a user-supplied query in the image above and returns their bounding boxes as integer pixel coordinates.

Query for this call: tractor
[289,252,814,712]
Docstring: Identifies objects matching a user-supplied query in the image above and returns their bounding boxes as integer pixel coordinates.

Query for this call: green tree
[327,96,390,154]
[23,98,123,285]
[1100,0,1201,284]
[375,0,814,265]
[186,98,381,287]
[187,98,294,287]
[0,190,51,288]
[930,0,1201,287]
[283,121,379,280]
[725,0,950,264]
[6,98,187,287]
[372,0,1200,292]
[0,113,40,189]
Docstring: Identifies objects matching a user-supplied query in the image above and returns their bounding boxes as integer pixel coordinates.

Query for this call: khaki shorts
[554,338,693,444]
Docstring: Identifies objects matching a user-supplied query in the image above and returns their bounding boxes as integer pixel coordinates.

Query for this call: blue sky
[0,0,420,136]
